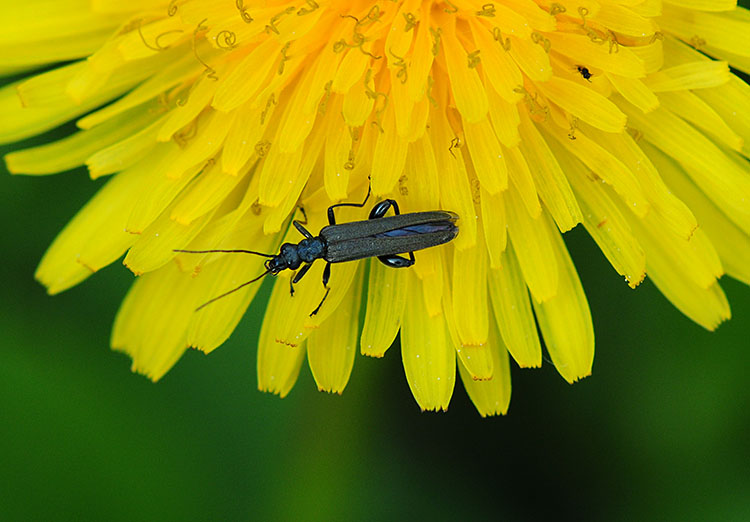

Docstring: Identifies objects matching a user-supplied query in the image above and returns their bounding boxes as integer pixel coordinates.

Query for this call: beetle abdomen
[323,221,458,263]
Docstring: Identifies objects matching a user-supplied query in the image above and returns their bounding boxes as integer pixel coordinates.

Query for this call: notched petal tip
[566,371,593,384]
[626,271,647,289]
[419,406,449,413]
[122,260,143,277]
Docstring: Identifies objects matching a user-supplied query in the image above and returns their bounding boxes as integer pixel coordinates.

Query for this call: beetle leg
[310,288,331,316]
[295,206,309,225]
[293,220,313,239]
[368,198,401,219]
[309,262,332,316]
[290,263,313,295]
[377,253,415,268]
[327,186,372,225]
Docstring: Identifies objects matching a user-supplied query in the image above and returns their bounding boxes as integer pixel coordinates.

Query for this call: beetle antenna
[195,269,271,311]
[174,248,276,258]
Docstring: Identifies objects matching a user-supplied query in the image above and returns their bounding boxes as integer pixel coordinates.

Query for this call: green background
[2,79,749,522]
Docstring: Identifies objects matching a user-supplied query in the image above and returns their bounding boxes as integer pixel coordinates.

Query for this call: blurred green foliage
[2,43,750,522]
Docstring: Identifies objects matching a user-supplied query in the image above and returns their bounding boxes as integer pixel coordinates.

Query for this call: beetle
[176,188,459,316]
[576,65,593,82]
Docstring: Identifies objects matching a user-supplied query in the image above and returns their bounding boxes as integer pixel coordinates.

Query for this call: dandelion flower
[3,0,749,416]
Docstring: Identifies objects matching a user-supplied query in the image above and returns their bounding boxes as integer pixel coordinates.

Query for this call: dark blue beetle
[177,188,459,316]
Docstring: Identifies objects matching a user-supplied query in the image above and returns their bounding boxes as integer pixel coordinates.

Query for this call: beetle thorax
[297,237,324,263]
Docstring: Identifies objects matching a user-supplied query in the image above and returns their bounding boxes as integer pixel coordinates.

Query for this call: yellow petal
[458,322,512,417]
[111,262,196,381]
[563,151,647,287]
[308,268,363,394]
[302,44,344,117]
[35,155,156,294]
[371,104,408,196]
[220,101,269,176]
[644,61,730,92]
[582,126,697,240]
[505,185,559,302]
[172,164,250,226]
[158,74,222,142]
[658,90,743,151]
[323,100,353,201]
[402,94,430,142]
[532,214,595,383]
[0,63,130,144]
[115,16,188,61]
[1,0,120,44]
[86,116,163,178]
[5,103,158,175]
[390,66,415,138]
[650,276,731,331]
[632,0,663,17]
[645,142,750,285]
[591,4,657,37]
[469,18,524,103]
[186,232,276,353]
[0,26,115,70]
[331,46,370,94]
[659,0,736,12]
[543,33,647,78]
[624,200,724,291]
[163,109,234,179]
[606,74,660,113]
[517,113,581,232]
[624,104,750,234]
[508,34,552,82]
[360,259,409,357]
[505,0,557,31]
[263,127,327,234]
[659,4,750,56]
[537,77,627,132]
[442,29,489,122]
[629,39,664,74]
[275,58,323,154]
[506,145,541,218]
[696,75,750,159]
[487,86,521,147]
[257,334,307,398]
[342,72,375,127]
[543,124,650,217]
[211,38,279,112]
[452,233,489,346]
[488,243,542,368]
[430,109,478,250]
[628,210,731,329]
[443,263,493,381]
[258,141,304,207]
[125,145,199,234]
[405,134,441,208]
[418,257,445,318]
[123,192,218,275]
[77,50,203,129]
[477,2,535,37]
[463,117,508,194]
[401,271,456,412]
[407,10,435,102]
[481,187,507,269]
